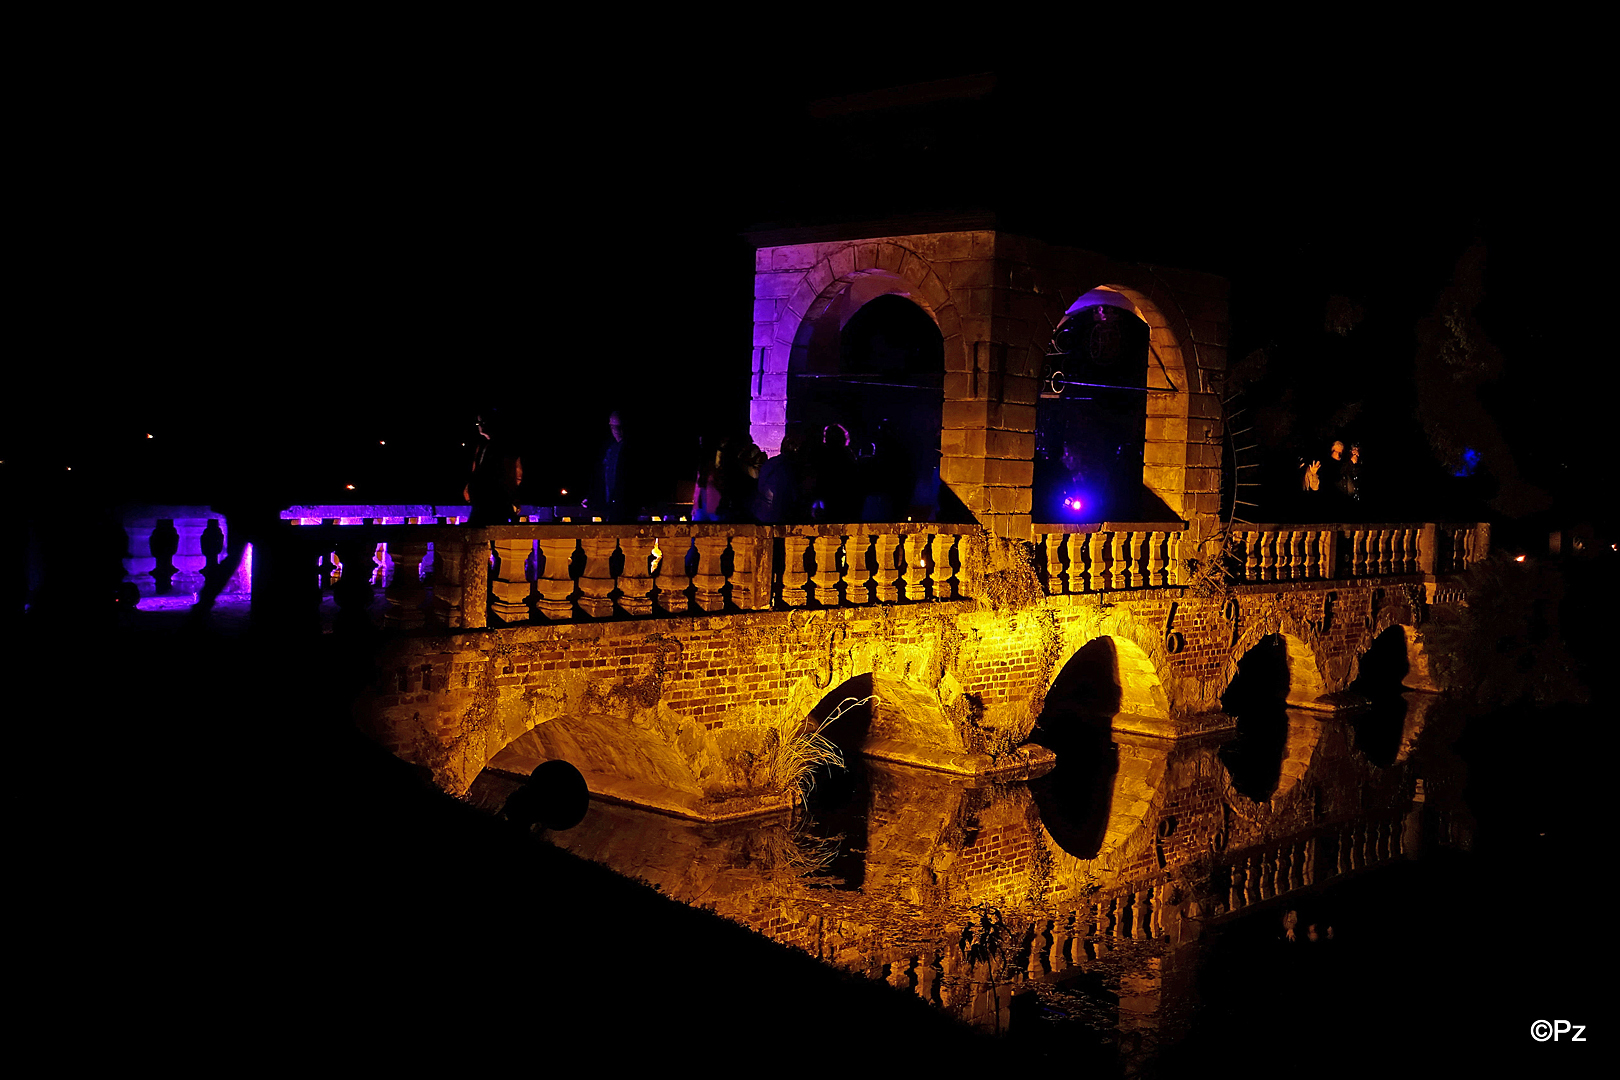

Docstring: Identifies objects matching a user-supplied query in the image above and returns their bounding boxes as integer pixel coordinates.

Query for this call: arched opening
[1028,638,1125,858]
[1036,287,1174,522]
[1219,635,1291,801]
[788,279,943,521]
[796,674,882,890]
[1347,626,1412,767]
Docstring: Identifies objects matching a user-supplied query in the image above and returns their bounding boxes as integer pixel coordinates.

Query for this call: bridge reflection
[467,690,1470,1063]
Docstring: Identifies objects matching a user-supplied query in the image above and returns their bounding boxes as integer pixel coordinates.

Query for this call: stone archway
[751,239,967,458]
[1025,277,1200,524]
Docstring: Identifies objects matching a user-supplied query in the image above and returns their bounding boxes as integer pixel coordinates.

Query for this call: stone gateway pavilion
[243,226,1486,863]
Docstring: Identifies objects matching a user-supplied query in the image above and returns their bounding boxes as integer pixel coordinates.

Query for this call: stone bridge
[257,226,1487,820]
[277,512,1484,820]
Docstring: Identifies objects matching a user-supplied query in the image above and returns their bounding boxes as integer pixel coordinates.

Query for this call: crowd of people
[463,410,936,526]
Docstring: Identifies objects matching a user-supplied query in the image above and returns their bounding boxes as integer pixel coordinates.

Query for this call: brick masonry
[359,573,1440,803]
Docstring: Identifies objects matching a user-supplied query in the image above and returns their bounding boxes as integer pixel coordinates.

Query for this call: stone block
[951,482,988,512]
[985,459,1034,487]
[752,322,777,347]
[942,457,987,485]
[960,315,991,342]
[1187,441,1222,468]
[1188,392,1222,419]
[943,399,989,429]
[934,232,974,260]
[942,335,970,372]
[949,259,993,288]
[1185,466,1221,493]
[989,403,1036,432]
[936,304,961,339]
[971,231,996,258]
[985,429,1034,459]
[941,427,988,458]
[807,260,834,294]
[877,243,906,272]
[829,245,855,281]
[754,273,797,299]
[1145,441,1187,466]
[750,398,787,426]
[986,486,1033,514]
[918,271,947,311]
[854,243,878,271]
[752,299,779,323]
[771,246,816,271]
[1142,464,1184,492]
[760,372,788,399]
[1145,415,1189,442]
[965,288,994,316]
[944,372,975,400]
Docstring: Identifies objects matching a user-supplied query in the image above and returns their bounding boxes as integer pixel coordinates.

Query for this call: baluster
[872,531,902,603]
[1244,531,1261,581]
[654,533,693,616]
[1454,528,1468,570]
[1132,891,1150,939]
[1290,530,1306,580]
[172,519,209,595]
[1148,531,1166,587]
[425,534,465,629]
[535,536,579,620]
[847,533,877,604]
[490,536,535,623]
[1303,838,1317,886]
[1260,850,1276,900]
[1291,840,1306,891]
[902,532,929,601]
[930,534,957,599]
[1407,528,1420,573]
[1112,895,1128,938]
[1337,827,1353,876]
[692,534,730,613]
[577,536,618,618]
[1245,856,1261,906]
[1043,533,1065,594]
[1112,531,1129,589]
[810,534,843,606]
[1166,531,1184,586]
[1096,900,1112,938]
[1376,529,1391,575]
[1350,530,1366,576]
[1090,532,1109,590]
[1229,864,1244,912]
[383,538,430,629]
[1075,533,1095,593]
[1276,845,1292,895]
[617,535,656,616]
[1258,530,1275,582]
[781,534,811,607]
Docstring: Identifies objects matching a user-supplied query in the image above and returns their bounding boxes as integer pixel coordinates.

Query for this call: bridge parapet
[275,517,979,632]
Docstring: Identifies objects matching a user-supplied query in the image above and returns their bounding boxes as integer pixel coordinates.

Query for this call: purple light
[241,542,253,592]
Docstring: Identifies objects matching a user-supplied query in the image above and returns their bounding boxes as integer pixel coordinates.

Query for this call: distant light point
[346,484,356,490]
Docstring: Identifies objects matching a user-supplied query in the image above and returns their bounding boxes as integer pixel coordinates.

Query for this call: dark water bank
[10,601,1610,1075]
[9,614,1029,1068]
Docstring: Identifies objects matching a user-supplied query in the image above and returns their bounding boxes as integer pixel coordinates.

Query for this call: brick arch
[779,663,965,763]
[1044,631,1174,726]
[1225,619,1334,710]
[752,241,966,457]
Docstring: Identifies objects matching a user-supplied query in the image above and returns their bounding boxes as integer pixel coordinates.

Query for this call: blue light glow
[1453,448,1480,477]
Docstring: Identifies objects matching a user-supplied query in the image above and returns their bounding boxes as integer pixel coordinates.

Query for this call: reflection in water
[468,691,1477,1071]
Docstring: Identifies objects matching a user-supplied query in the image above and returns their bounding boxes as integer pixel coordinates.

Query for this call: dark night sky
[8,56,1607,535]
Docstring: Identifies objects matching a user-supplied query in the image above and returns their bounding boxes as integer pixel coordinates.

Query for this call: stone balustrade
[1223,521,1487,584]
[277,518,978,631]
[269,510,1485,632]
[1033,523,1188,595]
